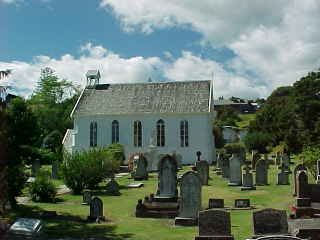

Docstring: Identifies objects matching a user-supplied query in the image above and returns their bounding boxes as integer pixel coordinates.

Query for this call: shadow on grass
[7,204,134,240]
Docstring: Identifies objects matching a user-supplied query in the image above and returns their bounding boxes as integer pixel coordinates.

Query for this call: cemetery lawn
[4,164,295,240]
[236,114,256,129]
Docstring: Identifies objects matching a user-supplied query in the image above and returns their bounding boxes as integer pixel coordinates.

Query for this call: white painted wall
[72,112,215,165]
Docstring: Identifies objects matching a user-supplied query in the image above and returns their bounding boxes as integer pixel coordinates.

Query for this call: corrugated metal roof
[72,80,212,117]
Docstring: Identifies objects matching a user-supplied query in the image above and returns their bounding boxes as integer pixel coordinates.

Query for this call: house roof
[71,80,213,117]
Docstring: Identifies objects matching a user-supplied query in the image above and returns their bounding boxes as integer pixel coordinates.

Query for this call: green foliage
[249,70,320,153]
[212,125,225,149]
[60,145,122,194]
[295,146,320,180]
[224,142,245,154]
[6,98,40,205]
[244,132,273,154]
[216,106,241,127]
[29,169,57,202]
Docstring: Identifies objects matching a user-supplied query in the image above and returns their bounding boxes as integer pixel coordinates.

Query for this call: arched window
[133,120,142,147]
[112,120,119,143]
[157,119,165,147]
[180,120,189,147]
[90,121,97,147]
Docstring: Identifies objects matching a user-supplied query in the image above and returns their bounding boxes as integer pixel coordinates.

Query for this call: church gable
[71,80,212,117]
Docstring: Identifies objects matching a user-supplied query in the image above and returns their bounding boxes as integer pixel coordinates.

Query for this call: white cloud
[0,44,267,99]
[0,43,164,98]
[100,0,320,97]
[0,0,23,4]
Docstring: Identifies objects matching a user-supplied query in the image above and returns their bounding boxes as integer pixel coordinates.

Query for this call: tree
[212,125,225,149]
[6,98,40,205]
[0,109,9,213]
[295,146,320,180]
[216,106,241,127]
[244,132,274,154]
[29,67,80,159]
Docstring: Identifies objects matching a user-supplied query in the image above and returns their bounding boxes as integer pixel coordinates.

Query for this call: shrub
[244,131,273,154]
[29,170,56,202]
[60,145,122,194]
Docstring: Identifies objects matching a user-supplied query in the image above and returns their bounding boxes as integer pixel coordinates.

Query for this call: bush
[244,131,274,154]
[60,145,122,194]
[29,170,56,202]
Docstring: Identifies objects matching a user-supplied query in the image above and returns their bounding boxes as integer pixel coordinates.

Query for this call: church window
[157,119,165,147]
[180,120,189,147]
[133,120,142,147]
[90,121,97,147]
[112,120,119,143]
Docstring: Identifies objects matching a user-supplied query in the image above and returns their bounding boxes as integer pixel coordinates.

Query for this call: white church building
[63,70,215,165]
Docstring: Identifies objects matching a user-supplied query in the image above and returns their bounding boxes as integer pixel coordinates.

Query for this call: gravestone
[222,156,230,179]
[293,164,307,196]
[281,153,292,173]
[208,199,224,209]
[253,208,288,237]
[106,178,120,196]
[317,160,320,184]
[132,153,148,180]
[82,190,92,205]
[296,170,309,198]
[195,210,234,240]
[255,159,268,185]
[196,160,209,185]
[234,199,250,208]
[31,159,41,177]
[89,197,104,221]
[51,161,59,179]
[175,171,202,226]
[228,153,242,186]
[277,163,289,185]
[8,218,43,239]
[241,165,256,190]
[173,152,183,169]
[155,154,178,200]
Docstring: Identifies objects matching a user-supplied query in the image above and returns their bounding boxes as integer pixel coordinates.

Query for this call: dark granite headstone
[106,178,120,196]
[82,190,92,205]
[253,208,288,236]
[209,199,224,209]
[277,163,289,185]
[235,199,250,208]
[196,160,209,185]
[132,153,148,180]
[228,153,242,186]
[296,170,308,198]
[293,164,307,196]
[255,159,268,185]
[195,210,234,240]
[89,197,104,221]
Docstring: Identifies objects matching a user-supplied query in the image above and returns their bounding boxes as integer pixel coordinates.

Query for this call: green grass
[3,164,296,240]
[236,114,256,129]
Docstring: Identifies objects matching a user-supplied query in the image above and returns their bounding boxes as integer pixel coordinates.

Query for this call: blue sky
[1,0,320,98]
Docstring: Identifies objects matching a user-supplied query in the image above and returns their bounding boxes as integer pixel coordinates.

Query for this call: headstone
[8,218,43,239]
[317,160,320,184]
[89,197,104,221]
[175,171,201,226]
[132,153,148,180]
[195,210,234,240]
[82,190,92,205]
[106,178,120,196]
[196,160,209,185]
[222,156,230,179]
[277,163,289,185]
[234,199,250,208]
[228,153,242,186]
[255,159,268,185]
[156,155,178,200]
[31,159,41,177]
[51,161,59,179]
[296,170,309,198]
[241,165,256,190]
[208,199,224,209]
[253,208,288,237]
[293,164,307,196]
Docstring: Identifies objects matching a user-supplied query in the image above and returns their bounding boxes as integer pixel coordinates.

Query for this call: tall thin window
[112,120,119,143]
[90,121,97,147]
[157,119,165,147]
[180,120,189,147]
[133,120,142,147]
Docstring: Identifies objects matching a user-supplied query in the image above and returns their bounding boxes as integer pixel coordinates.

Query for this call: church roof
[71,80,213,117]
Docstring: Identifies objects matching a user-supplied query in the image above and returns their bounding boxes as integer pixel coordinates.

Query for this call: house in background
[63,70,216,165]
[214,96,257,114]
